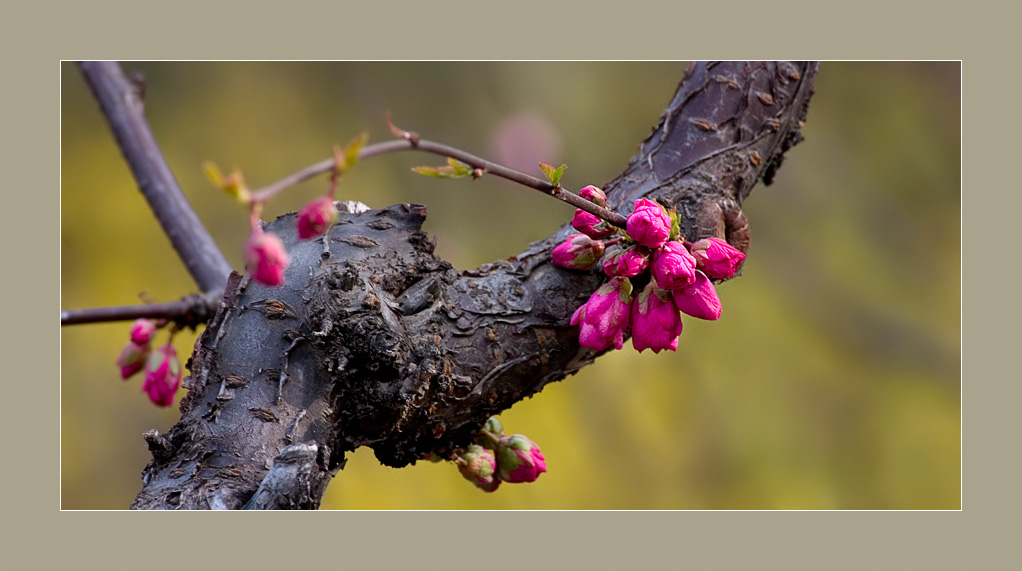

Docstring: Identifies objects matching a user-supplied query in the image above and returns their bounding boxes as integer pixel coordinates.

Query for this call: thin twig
[78,61,233,293]
[60,295,218,327]
[250,138,628,227]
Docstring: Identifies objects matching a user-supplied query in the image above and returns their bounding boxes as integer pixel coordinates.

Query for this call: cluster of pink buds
[243,197,339,288]
[552,188,746,353]
[115,319,182,407]
[441,416,547,493]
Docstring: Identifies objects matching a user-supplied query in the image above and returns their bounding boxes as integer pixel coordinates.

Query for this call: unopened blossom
[651,241,698,291]
[142,344,181,408]
[570,276,633,351]
[129,319,157,346]
[672,271,722,321]
[458,444,498,486]
[117,341,149,380]
[688,237,746,279]
[552,234,605,271]
[625,198,672,249]
[579,185,607,207]
[496,434,547,483]
[245,231,289,287]
[296,196,339,240]
[602,245,651,278]
[630,281,684,353]
[571,209,615,239]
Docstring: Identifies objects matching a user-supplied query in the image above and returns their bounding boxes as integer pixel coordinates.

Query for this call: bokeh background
[60,62,960,509]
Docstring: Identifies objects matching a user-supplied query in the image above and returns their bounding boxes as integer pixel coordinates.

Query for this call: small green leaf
[412,158,474,179]
[538,162,567,186]
[334,132,369,174]
[668,207,681,242]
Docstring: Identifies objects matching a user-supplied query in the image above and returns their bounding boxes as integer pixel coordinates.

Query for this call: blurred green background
[60,62,960,510]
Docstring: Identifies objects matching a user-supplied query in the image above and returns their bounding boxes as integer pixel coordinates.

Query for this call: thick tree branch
[78,61,233,293]
[129,61,818,509]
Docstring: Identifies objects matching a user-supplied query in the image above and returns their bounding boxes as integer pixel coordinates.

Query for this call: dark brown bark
[129,61,818,509]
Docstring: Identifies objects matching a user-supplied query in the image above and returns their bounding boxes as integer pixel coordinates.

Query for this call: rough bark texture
[131,61,818,509]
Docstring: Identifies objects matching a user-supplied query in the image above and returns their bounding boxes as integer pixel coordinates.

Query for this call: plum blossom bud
[579,185,607,207]
[625,198,671,249]
[142,345,181,408]
[673,271,722,321]
[245,231,289,287]
[296,196,339,240]
[570,276,633,351]
[129,319,157,346]
[496,434,547,483]
[651,241,698,291]
[630,281,684,353]
[458,444,498,485]
[117,341,149,380]
[571,209,615,239]
[552,234,605,271]
[602,245,651,278]
[475,417,506,449]
[688,237,746,279]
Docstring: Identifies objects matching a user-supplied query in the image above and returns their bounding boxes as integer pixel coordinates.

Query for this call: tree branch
[251,138,628,227]
[60,294,219,327]
[78,61,233,293]
[128,61,818,509]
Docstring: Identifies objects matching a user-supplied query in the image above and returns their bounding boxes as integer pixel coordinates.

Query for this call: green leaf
[412,158,474,179]
[539,162,567,186]
[335,132,369,174]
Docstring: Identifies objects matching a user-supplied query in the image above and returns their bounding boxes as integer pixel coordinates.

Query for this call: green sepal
[668,207,681,242]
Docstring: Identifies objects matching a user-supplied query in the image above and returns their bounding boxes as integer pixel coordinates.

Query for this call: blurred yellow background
[60,62,960,509]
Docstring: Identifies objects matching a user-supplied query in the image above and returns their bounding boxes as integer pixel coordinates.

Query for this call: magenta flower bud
[602,245,651,278]
[570,276,634,351]
[129,319,157,346]
[630,281,684,353]
[625,198,672,249]
[673,271,722,321]
[688,237,746,279]
[141,345,182,408]
[496,434,547,483]
[458,444,498,485]
[651,240,698,291]
[552,234,605,271]
[571,209,615,239]
[579,185,607,208]
[245,231,290,287]
[296,196,339,240]
[116,341,149,380]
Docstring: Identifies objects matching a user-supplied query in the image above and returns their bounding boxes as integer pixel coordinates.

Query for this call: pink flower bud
[129,319,157,346]
[651,240,698,291]
[496,434,546,483]
[458,444,498,485]
[141,345,182,408]
[245,231,290,287]
[673,271,722,321]
[625,198,672,249]
[296,196,339,240]
[571,209,615,239]
[688,237,746,279]
[630,281,684,353]
[552,234,606,270]
[602,245,651,278]
[579,185,607,208]
[116,341,149,380]
[570,276,633,351]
